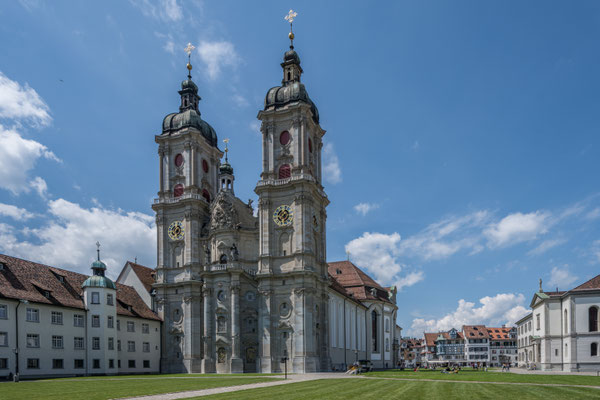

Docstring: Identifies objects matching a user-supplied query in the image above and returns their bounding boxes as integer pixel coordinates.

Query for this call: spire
[282,10,302,84]
[179,43,201,112]
[91,241,107,277]
[96,241,101,261]
[219,138,234,193]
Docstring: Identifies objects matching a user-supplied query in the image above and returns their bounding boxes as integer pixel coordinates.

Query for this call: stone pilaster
[257,288,272,372]
[201,286,215,373]
[230,283,243,372]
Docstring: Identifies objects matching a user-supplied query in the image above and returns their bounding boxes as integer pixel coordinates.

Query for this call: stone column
[190,144,197,190]
[230,283,243,372]
[257,288,272,372]
[201,286,215,373]
[158,147,165,194]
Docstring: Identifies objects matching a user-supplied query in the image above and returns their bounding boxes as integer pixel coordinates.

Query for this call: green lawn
[198,378,600,400]
[1,375,280,400]
[365,369,600,386]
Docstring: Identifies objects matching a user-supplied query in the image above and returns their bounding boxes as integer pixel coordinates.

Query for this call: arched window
[385,338,390,352]
[202,189,211,203]
[173,184,184,197]
[371,310,378,353]
[217,316,227,333]
[278,164,291,179]
[593,343,598,357]
[219,254,228,264]
[564,309,568,334]
[589,307,599,332]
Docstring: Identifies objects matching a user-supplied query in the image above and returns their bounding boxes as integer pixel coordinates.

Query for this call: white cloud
[484,211,551,248]
[232,93,249,107]
[30,176,48,198]
[345,232,423,291]
[586,208,600,220]
[197,40,240,81]
[322,142,342,185]
[0,125,60,195]
[0,203,35,220]
[249,121,261,136]
[354,202,379,216]
[130,0,182,22]
[399,211,490,261]
[0,71,51,126]
[527,238,566,256]
[408,293,528,336]
[0,198,156,277]
[547,265,578,291]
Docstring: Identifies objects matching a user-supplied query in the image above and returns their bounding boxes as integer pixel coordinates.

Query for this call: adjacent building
[516,313,534,367]
[0,254,161,379]
[487,326,517,367]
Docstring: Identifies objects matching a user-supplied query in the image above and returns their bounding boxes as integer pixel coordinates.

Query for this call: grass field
[365,369,600,386]
[198,378,600,400]
[0,375,280,400]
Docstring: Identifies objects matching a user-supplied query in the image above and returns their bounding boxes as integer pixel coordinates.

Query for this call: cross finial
[223,138,230,162]
[284,10,298,48]
[96,241,101,261]
[539,278,543,292]
[184,42,195,78]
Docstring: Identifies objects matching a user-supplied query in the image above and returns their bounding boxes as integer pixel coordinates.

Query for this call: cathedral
[152,29,399,374]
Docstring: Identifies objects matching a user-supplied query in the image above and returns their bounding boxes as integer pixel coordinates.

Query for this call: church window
[217,316,227,333]
[371,310,378,352]
[217,290,226,302]
[564,309,568,334]
[308,138,313,153]
[278,164,291,179]
[385,338,390,352]
[280,131,291,146]
[174,154,184,167]
[279,302,291,317]
[173,184,184,197]
[202,189,211,203]
[589,307,599,332]
[287,71,291,81]
[592,343,598,356]
[219,254,228,264]
[202,159,209,173]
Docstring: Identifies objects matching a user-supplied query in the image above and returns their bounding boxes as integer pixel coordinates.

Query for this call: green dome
[82,275,116,290]
[91,260,107,270]
[219,162,233,175]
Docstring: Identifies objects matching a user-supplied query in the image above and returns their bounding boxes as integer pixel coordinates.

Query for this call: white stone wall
[117,316,161,373]
[327,290,367,370]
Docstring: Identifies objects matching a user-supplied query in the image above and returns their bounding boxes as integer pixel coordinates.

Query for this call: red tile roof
[327,261,393,304]
[126,261,156,293]
[0,254,160,321]
[486,327,514,339]
[463,325,490,339]
[572,274,600,291]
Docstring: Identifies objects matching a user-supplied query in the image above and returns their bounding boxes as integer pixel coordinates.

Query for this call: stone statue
[230,243,239,261]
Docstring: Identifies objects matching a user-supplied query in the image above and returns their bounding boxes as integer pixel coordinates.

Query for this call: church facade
[152,38,399,373]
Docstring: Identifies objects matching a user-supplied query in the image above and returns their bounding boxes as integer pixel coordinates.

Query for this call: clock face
[168,221,185,241]
[273,205,293,227]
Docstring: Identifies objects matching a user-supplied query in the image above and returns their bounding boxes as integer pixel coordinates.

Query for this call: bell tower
[254,11,330,373]
[152,43,223,373]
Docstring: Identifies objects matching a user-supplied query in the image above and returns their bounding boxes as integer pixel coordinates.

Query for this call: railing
[153,193,209,205]
[207,263,257,277]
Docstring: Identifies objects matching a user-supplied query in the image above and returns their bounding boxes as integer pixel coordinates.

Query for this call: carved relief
[210,191,239,230]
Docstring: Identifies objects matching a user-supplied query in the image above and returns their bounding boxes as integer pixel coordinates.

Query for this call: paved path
[117,373,354,400]
[117,371,600,399]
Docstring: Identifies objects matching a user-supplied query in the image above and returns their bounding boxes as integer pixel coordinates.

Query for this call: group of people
[501,363,512,372]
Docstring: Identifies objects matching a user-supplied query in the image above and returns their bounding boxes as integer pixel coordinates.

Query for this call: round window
[280,131,291,146]
[202,159,209,173]
[172,308,183,323]
[173,184,184,197]
[279,302,291,317]
[217,290,226,302]
[175,153,184,167]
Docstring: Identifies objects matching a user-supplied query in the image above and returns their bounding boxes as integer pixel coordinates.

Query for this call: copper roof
[327,261,393,304]
[463,325,490,338]
[0,254,160,321]
[126,261,156,293]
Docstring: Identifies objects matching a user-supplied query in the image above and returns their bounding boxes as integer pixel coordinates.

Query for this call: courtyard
[2,370,600,400]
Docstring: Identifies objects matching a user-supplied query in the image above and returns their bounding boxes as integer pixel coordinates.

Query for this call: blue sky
[1,1,600,335]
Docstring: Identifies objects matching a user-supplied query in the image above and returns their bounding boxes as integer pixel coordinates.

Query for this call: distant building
[399,338,423,368]
[516,313,533,367]
[423,328,466,366]
[463,325,490,364]
[487,326,517,367]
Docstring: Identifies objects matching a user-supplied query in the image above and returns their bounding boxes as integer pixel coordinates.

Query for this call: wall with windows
[327,291,367,370]
[116,316,161,374]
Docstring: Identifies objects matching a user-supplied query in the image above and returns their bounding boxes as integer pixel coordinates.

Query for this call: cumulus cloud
[409,293,529,336]
[547,265,578,290]
[345,232,423,291]
[0,72,51,126]
[323,142,342,185]
[484,211,551,248]
[0,203,35,220]
[0,199,156,277]
[0,125,60,195]
[130,0,182,22]
[197,40,240,80]
[354,202,379,216]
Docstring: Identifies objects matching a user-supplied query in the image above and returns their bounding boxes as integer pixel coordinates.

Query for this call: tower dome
[82,243,116,290]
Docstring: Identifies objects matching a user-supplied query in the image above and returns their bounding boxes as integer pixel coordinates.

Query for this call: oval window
[202,159,209,173]
[175,154,184,167]
[280,131,291,146]
[278,164,291,179]
[173,184,184,197]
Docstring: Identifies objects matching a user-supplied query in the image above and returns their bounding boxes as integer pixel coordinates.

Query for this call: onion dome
[219,161,233,175]
[161,62,218,147]
[82,243,116,290]
[264,46,320,124]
